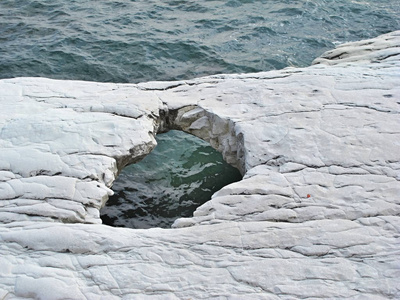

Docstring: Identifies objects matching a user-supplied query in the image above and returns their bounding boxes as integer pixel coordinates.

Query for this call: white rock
[0,31,399,299]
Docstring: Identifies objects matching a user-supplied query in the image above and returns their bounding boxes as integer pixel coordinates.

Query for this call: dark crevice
[326,51,348,60]
[138,82,187,91]
[374,52,400,61]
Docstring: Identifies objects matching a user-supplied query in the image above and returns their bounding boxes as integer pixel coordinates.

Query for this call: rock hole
[100,130,242,229]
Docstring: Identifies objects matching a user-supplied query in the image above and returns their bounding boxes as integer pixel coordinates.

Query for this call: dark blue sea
[1,0,399,228]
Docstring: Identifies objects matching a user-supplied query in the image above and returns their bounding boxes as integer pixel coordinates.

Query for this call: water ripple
[101,131,242,229]
[1,0,398,83]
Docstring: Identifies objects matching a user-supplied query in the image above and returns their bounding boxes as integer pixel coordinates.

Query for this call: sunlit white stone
[0,31,399,299]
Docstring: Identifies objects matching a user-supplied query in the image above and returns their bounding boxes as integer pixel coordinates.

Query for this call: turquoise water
[1,1,398,228]
[101,131,242,229]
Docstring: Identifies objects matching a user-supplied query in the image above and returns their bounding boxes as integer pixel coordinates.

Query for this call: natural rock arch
[0,32,399,299]
[158,105,245,174]
[100,103,247,229]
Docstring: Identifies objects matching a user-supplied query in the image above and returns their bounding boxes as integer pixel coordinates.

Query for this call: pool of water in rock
[101,130,242,229]
[5,0,398,229]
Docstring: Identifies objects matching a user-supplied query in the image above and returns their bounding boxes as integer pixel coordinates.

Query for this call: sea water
[101,130,242,229]
[1,0,399,228]
[1,1,398,83]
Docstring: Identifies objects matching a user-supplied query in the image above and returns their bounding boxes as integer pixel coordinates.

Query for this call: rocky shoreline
[0,31,399,299]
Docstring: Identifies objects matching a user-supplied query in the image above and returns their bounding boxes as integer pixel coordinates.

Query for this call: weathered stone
[0,31,399,299]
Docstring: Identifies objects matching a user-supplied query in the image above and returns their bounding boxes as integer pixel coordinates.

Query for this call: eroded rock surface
[0,31,399,299]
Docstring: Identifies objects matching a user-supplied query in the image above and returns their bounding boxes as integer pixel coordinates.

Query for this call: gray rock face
[0,31,399,299]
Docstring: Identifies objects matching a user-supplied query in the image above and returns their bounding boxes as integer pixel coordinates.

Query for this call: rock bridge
[0,31,399,299]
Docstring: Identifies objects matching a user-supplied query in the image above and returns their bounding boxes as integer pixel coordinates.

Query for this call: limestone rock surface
[0,31,399,299]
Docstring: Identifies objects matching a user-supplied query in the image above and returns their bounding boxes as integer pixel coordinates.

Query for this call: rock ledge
[0,31,399,299]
